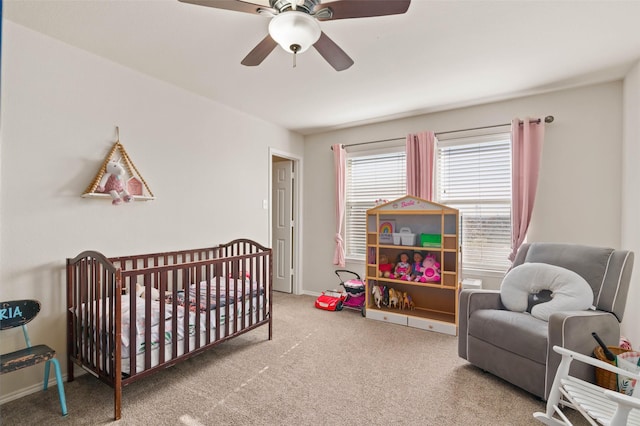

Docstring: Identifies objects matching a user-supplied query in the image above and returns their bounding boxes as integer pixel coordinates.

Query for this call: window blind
[346,151,406,259]
[435,134,512,271]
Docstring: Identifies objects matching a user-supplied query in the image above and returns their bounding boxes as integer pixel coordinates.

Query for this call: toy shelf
[365,195,460,336]
[82,128,154,203]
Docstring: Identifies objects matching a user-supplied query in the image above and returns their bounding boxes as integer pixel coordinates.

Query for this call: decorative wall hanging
[83,127,154,205]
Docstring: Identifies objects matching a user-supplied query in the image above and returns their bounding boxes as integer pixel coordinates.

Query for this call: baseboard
[0,374,68,405]
[0,368,88,405]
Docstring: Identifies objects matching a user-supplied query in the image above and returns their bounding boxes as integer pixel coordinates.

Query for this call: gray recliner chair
[458,242,634,400]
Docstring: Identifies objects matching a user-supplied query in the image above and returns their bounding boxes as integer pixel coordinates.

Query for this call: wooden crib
[66,239,272,420]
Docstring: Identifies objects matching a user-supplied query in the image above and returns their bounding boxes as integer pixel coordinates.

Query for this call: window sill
[462,267,508,278]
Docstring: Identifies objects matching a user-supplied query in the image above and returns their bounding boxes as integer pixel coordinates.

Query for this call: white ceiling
[5,0,640,135]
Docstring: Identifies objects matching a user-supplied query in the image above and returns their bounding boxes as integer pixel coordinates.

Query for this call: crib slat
[158,271,166,366]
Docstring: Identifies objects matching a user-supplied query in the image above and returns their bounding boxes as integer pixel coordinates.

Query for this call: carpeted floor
[0,292,589,425]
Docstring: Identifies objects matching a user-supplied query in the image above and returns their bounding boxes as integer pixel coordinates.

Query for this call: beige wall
[303,82,626,298]
[0,21,304,401]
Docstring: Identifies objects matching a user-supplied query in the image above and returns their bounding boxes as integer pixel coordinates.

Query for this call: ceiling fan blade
[313,32,354,71]
[315,0,411,21]
[241,34,278,66]
[177,0,273,15]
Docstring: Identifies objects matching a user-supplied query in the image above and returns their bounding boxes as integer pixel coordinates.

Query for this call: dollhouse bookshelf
[365,196,460,335]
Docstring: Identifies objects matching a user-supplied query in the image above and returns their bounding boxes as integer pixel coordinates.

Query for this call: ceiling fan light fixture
[268,11,321,54]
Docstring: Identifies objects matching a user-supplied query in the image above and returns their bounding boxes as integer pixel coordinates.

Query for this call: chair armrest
[545,310,620,399]
[604,390,640,411]
[553,345,640,379]
[458,289,503,359]
[460,289,503,312]
[549,310,620,353]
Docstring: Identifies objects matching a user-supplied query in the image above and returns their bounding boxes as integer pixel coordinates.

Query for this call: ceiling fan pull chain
[290,43,301,68]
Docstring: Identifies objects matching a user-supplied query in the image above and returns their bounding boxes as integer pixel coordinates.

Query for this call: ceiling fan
[178,0,411,71]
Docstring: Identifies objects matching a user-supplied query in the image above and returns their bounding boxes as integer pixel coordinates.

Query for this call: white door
[272,159,293,293]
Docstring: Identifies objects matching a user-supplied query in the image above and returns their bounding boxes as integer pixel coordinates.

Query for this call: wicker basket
[593,346,631,391]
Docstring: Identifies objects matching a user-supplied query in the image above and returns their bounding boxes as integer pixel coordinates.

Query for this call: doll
[378,254,394,278]
[411,251,424,281]
[391,252,411,280]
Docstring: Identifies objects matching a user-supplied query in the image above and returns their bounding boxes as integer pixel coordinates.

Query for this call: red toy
[315,290,348,311]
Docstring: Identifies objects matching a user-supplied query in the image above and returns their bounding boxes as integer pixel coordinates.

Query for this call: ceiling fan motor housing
[270,0,321,14]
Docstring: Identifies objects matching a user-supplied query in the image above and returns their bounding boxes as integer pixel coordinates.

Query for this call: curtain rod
[331,115,554,150]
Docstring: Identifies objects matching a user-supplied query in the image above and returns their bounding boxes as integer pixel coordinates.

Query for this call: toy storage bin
[420,233,442,248]
[393,227,416,246]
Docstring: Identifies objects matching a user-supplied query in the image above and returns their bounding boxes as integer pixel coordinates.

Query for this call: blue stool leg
[43,360,51,391]
[47,358,68,416]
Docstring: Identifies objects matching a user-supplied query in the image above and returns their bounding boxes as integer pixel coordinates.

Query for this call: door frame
[268,148,303,295]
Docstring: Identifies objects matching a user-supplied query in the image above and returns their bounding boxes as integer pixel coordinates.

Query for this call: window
[343,132,512,272]
[345,149,406,259]
[434,133,512,272]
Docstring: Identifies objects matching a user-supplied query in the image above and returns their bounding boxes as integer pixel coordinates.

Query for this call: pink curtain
[406,131,435,200]
[509,117,545,261]
[333,144,346,266]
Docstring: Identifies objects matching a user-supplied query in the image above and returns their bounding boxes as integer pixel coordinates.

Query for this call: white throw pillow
[500,263,594,321]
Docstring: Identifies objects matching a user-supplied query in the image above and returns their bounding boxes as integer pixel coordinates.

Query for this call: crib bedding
[121,300,264,375]
[166,277,264,312]
[81,278,265,360]
[122,293,264,359]
[80,294,265,375]
[79,294,265,374]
